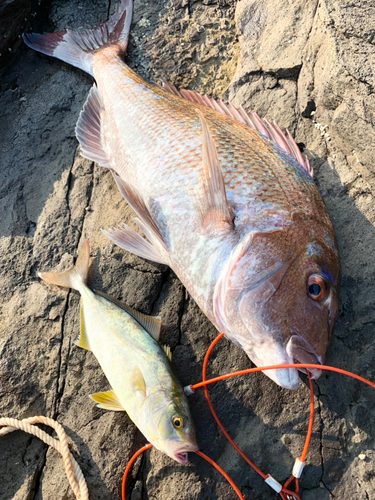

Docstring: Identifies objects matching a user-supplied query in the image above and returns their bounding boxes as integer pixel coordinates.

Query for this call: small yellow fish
[38,241,198,464]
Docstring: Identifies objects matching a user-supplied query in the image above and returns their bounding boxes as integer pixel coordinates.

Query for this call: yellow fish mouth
[170,443,199,464]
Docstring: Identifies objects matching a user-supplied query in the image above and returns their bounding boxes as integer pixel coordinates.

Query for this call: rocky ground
[0,0,375,499]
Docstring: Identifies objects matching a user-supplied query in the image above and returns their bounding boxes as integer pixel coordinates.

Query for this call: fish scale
[24,0,340,390]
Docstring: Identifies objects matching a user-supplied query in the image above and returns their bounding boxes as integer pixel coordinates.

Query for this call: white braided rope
[0,416,89,500]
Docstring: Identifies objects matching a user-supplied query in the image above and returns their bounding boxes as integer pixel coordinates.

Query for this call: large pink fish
[24,0,340,389]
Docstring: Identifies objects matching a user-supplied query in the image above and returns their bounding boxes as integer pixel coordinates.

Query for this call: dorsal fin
[75,85,112,168]
[162,344,172,362]
[160,81,313,179]
[196,110,233,234]
[94,289,161,342]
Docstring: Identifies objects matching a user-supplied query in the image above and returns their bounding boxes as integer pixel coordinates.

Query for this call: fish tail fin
[38,241,90,291]
[22,0,133,76]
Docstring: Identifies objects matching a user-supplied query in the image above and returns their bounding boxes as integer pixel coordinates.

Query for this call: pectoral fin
[196,110,234,234]
[90,390,124,411]
[130,366,147,399]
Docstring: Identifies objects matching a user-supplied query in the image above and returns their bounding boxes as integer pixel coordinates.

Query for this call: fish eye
[172,416,184,429]
[307,275,328,301]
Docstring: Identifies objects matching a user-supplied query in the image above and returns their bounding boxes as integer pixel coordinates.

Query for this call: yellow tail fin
[38,241,90,291]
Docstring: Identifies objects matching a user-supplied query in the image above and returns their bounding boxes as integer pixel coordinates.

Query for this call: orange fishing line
[190,363,375,390]
[121,444,245,500]
[122,443,152,500]
[122,336,375,500]
[202,333,303,500]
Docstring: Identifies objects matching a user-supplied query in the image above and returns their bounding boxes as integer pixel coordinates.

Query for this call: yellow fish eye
[172,416,184,429]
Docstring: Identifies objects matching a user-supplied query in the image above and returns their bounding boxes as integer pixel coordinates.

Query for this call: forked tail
[23,0,133,76]
[38,241,90,291]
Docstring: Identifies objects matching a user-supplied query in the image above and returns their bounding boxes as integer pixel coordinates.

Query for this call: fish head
[142,387,198,464]
[215,221,340,389]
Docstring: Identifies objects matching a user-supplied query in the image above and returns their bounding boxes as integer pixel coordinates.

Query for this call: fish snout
[286,335,322,380]
[241,341,301,390]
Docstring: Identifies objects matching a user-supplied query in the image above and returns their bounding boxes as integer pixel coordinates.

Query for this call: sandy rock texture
[0,0,375,499]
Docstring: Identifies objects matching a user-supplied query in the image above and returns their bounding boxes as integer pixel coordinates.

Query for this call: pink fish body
[24,0,340,389]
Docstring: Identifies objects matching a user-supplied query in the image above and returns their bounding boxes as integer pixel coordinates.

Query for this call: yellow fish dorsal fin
[130,366,147,399]
[75,300,91,351]
[90,389,124,411]
[94,290,161,342]
[162,345,172,362]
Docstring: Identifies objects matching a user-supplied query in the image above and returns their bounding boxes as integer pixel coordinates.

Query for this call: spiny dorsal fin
[94,289,161,342]
[75,299,92,351]
[162,344,172,362]
[197,110,233,234]
[112,173,168,254]
[130,366,147,398]
[160,81,313,179]
[75,85,112,168]
[102,222,168,265]
[90,389,124,411]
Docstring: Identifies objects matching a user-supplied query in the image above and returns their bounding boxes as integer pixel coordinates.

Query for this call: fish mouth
[286,335,322,380]
[175,451,188,465]
[173,444,199,465]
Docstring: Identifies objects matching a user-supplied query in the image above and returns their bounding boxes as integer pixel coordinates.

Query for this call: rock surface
[1,0,375,499]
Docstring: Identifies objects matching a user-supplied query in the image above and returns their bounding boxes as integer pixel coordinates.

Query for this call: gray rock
[0,0,31,67]
[1,0,375,499]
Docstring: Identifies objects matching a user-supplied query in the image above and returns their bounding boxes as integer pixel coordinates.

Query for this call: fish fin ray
[130,366,147,398]
[75,299,92,351]
[102,223,168,265]
[196,110,233,233]
[23,0,133,76]
[76,86,111,168]
[161,82,313,178]
[94,289,162,342]
[90,389,124,411]
[112,174,168,254]
[162,344,172,362]
[38,241,90,291]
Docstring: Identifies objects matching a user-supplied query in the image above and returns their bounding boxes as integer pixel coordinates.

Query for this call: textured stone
[1,0,375,499]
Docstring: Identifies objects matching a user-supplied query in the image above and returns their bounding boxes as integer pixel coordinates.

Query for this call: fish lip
[265,366,300,390]
[175,452,188,465]
[173,444,199,465]
[286,335,322,380]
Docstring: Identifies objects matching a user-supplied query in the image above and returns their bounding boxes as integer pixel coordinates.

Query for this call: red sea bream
[24,0,340,389]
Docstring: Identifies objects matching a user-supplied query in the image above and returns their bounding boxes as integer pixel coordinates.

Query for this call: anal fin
[75,85,112,168]
[90,389,124,411]
[75,300,91,351]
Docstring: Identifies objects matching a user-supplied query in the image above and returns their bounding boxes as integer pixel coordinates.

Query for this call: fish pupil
[309,283,321,296]
[172,416,183,429]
